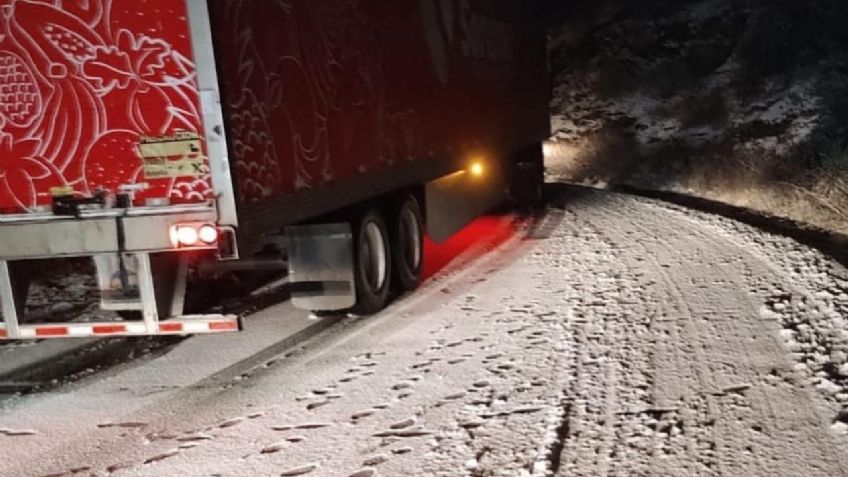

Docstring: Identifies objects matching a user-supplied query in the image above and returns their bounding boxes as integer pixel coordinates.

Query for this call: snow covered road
[2,185,848,477]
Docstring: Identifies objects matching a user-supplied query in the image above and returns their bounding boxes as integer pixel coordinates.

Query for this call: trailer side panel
[208,0,549,251]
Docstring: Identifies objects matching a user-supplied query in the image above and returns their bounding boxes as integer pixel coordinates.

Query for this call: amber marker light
[469,161,485,178]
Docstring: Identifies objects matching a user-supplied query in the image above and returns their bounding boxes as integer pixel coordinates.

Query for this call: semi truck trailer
[0,0,550,340]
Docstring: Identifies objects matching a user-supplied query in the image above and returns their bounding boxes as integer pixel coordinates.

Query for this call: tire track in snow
[642,196,848,429]
[557,189,848,476]
[592,195,783,474]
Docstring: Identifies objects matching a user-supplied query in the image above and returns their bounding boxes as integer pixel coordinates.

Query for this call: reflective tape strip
[209,320,238,331]
[0,317,239,340]
[68,326,95,338]
[17,328,38,339]
[36,326,69,337]
[182,321,209,334]
[93,324,127,335]
[159,323,185,333]
[123,323,150,335]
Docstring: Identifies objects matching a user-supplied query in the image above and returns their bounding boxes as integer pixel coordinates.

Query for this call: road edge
[598,184,848,269]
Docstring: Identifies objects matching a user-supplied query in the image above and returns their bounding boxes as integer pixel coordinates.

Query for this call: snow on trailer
[0,0,549,340]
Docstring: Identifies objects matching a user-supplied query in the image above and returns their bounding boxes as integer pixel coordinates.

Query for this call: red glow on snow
[422,215,518,281]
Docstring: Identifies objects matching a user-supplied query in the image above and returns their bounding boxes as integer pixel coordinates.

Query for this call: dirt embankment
[546,0,848,234]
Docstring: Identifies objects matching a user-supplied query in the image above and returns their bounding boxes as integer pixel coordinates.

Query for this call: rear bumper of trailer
[0,205,240,340]
[0,311,242,340]
[0,205,218,259]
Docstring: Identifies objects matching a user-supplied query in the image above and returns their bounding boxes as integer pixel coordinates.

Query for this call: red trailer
[0,0,549,339]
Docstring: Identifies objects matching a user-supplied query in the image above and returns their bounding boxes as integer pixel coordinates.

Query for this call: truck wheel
[511,143,545,207]
[352,209,392,315]
[392,195,424,292]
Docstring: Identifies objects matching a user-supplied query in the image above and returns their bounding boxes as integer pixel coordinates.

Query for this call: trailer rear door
[0,0,221,214]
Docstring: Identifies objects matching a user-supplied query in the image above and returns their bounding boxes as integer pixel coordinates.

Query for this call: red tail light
[170,223,220,248]
[198,225,219,244]
[172,225,199,247]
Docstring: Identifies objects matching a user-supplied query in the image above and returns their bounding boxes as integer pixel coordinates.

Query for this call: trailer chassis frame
[0,206,241,340]
[0,255,241,340]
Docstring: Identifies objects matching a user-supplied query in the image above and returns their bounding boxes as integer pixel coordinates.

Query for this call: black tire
[351,208,393,315]
[391,195,424,292]
[511,143,545,207]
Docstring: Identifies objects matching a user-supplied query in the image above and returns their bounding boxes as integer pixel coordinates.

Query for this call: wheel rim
[361,221,387,291]
[400,207,422,271]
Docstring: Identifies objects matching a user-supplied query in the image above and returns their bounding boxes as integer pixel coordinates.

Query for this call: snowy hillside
[546,0,848,234]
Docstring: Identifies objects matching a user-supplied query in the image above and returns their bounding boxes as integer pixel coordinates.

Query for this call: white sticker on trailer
[138,132,207,178]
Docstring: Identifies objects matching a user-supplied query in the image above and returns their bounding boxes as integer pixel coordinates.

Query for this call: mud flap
[285,223,356,311]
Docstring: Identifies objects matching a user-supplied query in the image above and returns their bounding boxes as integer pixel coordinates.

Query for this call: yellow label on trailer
[49,185,75,197]
[138,132,207,179]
